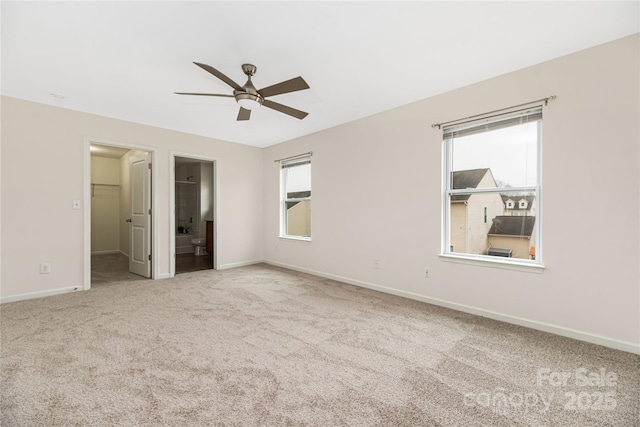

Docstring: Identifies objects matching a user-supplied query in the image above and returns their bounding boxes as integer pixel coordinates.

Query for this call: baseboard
[218,260,263,270]
[1,286,82,304]
[264,260,640,355]
[156,273,171,280]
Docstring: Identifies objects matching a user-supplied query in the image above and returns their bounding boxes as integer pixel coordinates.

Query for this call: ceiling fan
[175,62,310,121]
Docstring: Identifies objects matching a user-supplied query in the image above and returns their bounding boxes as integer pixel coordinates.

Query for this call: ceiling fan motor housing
[235,64,263,108]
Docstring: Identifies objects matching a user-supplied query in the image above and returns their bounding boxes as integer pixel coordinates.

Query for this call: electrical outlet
[40,263,51,274]
[373,259,380,269]
[424,267,431,278]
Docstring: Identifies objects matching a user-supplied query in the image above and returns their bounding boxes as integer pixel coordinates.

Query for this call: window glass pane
[451,121,539,188]
[281,159,311,238]
[445,113,540,262]
[285,200,311,237]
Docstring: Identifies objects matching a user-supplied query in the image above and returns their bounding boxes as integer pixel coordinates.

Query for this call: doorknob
[125,218,132,223]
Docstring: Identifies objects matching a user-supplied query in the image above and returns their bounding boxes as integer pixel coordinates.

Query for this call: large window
[442,107,542,265]
[280,155,311,239]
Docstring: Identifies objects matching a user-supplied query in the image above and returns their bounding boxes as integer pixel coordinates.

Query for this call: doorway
[85,139,155,289]
[171,154,217,275]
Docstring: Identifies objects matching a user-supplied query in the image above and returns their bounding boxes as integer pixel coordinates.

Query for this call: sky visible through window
[452,121,538,188]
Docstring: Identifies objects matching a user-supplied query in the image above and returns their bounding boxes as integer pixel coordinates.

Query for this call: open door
[128,153,151,277]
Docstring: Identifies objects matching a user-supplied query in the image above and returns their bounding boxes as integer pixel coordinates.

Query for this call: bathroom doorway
[171,154,217,275]
[85,140,155,288]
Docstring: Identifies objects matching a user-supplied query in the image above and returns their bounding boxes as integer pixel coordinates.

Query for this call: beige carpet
[1,264,638,426]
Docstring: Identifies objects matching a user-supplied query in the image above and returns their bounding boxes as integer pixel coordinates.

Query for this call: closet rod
[91,183,121,197]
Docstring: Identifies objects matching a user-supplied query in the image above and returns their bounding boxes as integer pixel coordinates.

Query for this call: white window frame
[279,155,312,241]
[440,107,544,273]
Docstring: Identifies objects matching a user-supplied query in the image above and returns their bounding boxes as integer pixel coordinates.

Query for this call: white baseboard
[218,260,263,270]
[156,273,171,280]
[1,286,82,304]
[264,260,640,355]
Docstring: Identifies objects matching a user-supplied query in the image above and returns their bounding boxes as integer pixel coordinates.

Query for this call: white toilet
[191,237,207,256]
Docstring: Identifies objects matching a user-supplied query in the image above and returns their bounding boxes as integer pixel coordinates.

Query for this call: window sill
[279,236,312,243]
[438,253,545,274]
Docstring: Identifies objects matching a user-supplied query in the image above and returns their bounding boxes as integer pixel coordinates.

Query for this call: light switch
[73,200,81,210]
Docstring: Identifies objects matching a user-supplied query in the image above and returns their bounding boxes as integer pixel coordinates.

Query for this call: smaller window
[506,200,515,209]
[484,207,487,223]
[280,155,311,239]
[519,199,528,209]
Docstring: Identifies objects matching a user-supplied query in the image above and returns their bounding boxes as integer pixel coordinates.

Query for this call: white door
[128,153,151,277]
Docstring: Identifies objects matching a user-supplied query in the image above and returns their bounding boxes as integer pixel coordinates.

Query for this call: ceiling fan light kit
[235,94,262,110]
[175,62,309,121]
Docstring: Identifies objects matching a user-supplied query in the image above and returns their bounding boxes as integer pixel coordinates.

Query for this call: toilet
[191,237,207,256]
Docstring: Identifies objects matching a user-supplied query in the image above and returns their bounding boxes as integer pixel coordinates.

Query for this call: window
[280,155,311,239]
[442,107,542,265]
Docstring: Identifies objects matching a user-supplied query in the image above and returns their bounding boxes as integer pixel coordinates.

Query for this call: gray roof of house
[488,216,536,237]
[451,168,491,202]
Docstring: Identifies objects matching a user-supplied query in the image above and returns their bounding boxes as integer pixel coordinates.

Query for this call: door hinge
[148,208,152,215]
[148,254,151,261]
[148,163,152,170]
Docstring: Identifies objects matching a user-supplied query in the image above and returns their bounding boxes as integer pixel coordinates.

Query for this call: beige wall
[1,97,264,298]
[263,35,640,350]
[90,156,120,253]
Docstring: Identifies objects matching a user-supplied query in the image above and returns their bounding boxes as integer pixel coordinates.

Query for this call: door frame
[83,137,157,290]
[169,151,219,277]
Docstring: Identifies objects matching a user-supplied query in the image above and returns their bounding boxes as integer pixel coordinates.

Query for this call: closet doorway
[171,154,217,275]
[86,141,154,288]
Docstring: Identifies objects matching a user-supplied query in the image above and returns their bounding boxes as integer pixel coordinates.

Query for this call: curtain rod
[274,151,313,163]
[431,95,556,130]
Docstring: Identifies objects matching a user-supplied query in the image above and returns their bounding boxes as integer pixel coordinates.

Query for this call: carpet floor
[1,264,638,426]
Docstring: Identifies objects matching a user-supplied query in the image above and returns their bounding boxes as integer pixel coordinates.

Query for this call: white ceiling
[2,2,638,148]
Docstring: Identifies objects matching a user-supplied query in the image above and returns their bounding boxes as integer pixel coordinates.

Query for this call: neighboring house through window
[442,106,542,264]
[280,154,311,239]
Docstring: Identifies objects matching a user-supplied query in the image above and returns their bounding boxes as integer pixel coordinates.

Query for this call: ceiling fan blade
[193,62,243,91]
[258,76,310,98]
[174,92,234,97]
[262,99,308,120]
[237,107,251,121]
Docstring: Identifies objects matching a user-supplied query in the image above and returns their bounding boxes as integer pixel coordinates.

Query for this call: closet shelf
[91,183,121,197]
